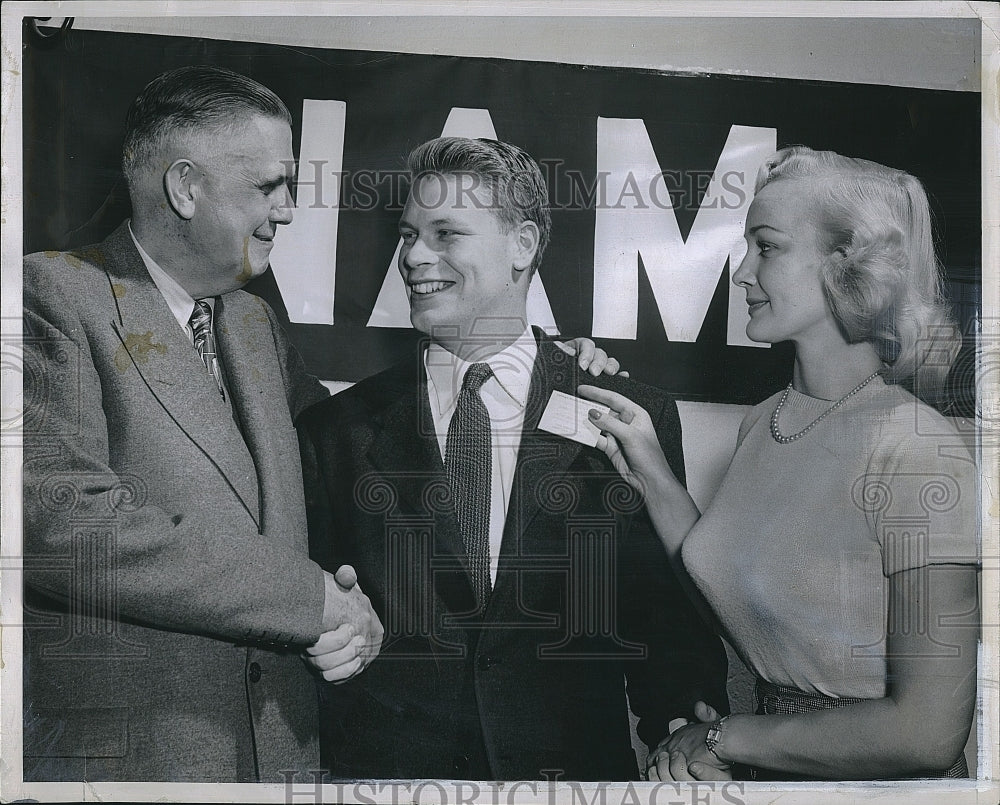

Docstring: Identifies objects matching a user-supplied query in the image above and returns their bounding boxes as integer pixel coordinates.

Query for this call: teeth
[411,281,451,294]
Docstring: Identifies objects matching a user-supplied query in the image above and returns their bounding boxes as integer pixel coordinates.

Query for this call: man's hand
[557,337,627,377]
[333,564,359,589]
[302,565,384,683]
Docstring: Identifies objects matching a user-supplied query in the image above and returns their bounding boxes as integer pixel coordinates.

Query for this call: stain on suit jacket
[22,221,329,782]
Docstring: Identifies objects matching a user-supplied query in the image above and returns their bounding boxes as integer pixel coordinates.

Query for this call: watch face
[706,719,725,751]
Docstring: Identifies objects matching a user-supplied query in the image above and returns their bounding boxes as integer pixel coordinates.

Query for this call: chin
[745,324,779,345]
[408,309,437,338]
[409,303,458,336]
[229,269,260,289]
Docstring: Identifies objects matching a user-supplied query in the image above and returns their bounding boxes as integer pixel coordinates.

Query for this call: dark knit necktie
[445,362,494,605]
[189,299,225,401]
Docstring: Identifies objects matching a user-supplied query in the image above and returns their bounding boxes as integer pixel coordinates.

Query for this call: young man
[300,137,728,781]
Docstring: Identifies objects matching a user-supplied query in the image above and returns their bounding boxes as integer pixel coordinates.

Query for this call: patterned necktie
[445,362,494,606]
[189,299,226,401]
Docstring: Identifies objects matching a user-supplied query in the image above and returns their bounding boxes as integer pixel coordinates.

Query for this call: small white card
[537,390,610,447]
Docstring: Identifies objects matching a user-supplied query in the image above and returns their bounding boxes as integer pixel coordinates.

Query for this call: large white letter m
[592,121,776,346]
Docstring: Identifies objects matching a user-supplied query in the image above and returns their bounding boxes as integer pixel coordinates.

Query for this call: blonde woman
[581,147,979,781]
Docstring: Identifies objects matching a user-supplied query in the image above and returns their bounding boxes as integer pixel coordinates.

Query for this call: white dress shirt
[424,328,537,584]
[128,221,205,338]
[128,221,230,400]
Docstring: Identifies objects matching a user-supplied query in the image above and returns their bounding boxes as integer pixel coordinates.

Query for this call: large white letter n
[592,120,775,343]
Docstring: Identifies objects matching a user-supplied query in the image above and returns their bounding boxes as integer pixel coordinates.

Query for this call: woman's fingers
[577,383,635,412]
[579,385,664,495]
[587,407,633,442]
[594,432,624,465]
[579,384,653,433]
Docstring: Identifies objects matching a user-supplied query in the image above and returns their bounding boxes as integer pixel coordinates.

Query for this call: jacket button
[452,754,470,774]
[248,662,262,683]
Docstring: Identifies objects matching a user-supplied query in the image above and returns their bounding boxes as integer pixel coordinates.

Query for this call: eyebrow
[398,217,460,229]
[748,224,786,235]
[259,172,293,187]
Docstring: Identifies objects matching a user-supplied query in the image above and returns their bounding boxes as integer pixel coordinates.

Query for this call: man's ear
[163,159,199,220]
[512,220,540,273]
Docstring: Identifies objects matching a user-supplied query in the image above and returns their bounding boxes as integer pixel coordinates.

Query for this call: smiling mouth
[253,233,274,243]
[409,281,455,296]
[747,300,769,314]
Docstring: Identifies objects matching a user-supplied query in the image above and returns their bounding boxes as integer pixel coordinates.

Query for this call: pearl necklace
[770,370,882,444]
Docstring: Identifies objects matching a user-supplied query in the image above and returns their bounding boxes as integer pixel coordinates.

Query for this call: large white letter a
[367,109,558,332]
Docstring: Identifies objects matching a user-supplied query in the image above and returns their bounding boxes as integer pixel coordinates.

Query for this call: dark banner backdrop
[22,24,981,406]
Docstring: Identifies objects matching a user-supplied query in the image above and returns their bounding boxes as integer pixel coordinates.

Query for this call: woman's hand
[578,383,702,563]
[662,724,733,781]
[577,384,675,497]
[647,702,732,781]
[663,703,733,781]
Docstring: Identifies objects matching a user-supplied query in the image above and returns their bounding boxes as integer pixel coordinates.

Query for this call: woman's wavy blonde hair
[756,146,959,392]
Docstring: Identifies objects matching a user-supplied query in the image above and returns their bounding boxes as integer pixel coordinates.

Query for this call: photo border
[2,2,997,803]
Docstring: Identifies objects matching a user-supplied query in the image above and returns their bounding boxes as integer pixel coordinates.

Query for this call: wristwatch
[705,715,730,762]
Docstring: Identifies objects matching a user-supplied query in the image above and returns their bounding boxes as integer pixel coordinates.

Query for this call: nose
[400,234,436,272]
[271,184,294,226]
[731,250,756,287]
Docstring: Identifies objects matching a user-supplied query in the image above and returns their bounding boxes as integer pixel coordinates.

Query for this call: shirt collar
[425,326,537,418]
[128,220,203,331]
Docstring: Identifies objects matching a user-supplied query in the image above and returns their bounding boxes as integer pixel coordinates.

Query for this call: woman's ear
[512,220,540,273]
[163,159,199,220]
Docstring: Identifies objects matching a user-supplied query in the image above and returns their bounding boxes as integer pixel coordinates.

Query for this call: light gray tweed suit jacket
[21,221,329,782]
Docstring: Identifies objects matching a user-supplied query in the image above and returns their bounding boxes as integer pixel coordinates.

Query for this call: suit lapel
[214,293,303,530]
[104,224,261,525]
[493,335,585,598]
[366,358,476,611]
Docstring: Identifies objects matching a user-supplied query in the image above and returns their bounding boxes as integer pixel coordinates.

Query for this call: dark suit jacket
[22,222,329,782]
[300,333,728,781]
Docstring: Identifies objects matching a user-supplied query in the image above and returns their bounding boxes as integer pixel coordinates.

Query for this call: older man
[21,65,384,783]
[300,137,728,781]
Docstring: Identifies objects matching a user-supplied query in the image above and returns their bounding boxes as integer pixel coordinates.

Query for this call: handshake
[302,565,385,683]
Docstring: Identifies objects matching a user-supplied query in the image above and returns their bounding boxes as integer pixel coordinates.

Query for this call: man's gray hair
[121,65,292,192]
